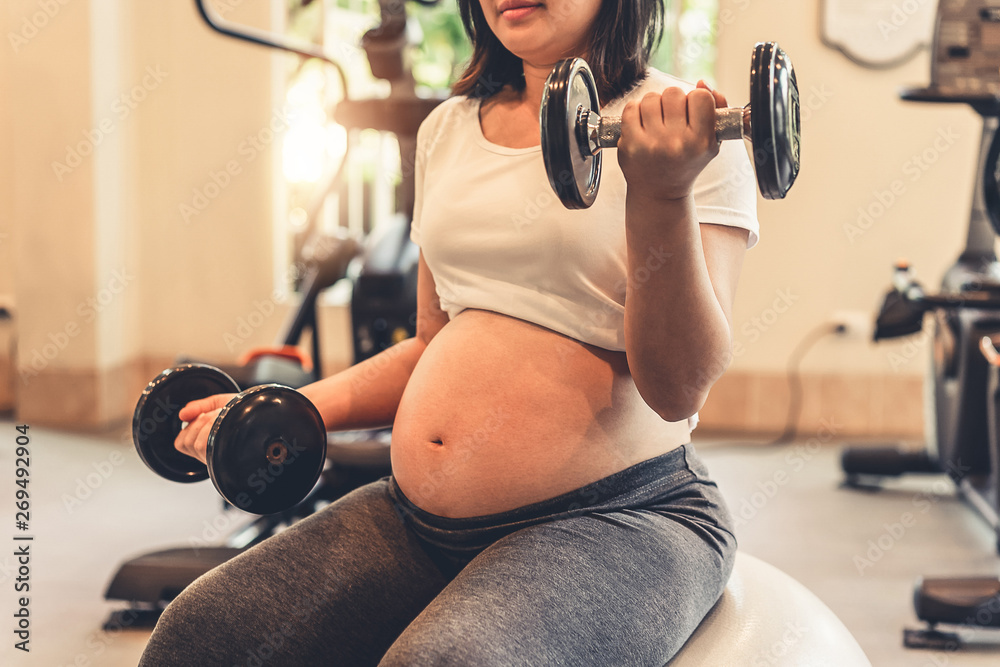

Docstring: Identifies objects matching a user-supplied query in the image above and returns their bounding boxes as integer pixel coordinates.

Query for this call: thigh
[140,479,450,667]
[381,507,736,667]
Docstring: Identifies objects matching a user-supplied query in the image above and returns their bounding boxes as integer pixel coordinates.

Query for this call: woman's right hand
[173,394,237,465]
[618,81,724,205]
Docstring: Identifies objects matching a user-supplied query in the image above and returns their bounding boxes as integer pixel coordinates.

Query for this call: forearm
[298,336,425,432]
[623,192,733,422]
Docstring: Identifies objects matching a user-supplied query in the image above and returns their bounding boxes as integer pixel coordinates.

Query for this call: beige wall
[7,0,104,425]
[0,6,13,409]
[693,0,988,436]
[2,0,989,434]
[716,0,982,377]
[2,0,303,427]
[0,7,12,303]
[131,1,279,363]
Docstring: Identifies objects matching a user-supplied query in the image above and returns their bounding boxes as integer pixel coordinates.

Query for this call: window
[654,0,720,83]
[278,0,720,281]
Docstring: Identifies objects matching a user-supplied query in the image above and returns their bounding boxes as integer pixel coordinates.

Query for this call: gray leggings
[139,444,736,666]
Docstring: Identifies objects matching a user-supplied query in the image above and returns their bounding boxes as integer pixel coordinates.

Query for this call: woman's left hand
[617,80,727,203]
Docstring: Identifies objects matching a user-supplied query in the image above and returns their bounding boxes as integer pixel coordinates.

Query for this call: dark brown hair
[452,0,665,103]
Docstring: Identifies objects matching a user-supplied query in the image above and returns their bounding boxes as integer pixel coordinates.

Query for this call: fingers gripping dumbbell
[540,41,801,209]
[132,364,327,515]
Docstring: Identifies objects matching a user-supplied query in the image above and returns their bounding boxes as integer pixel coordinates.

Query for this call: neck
[520,61,552,113]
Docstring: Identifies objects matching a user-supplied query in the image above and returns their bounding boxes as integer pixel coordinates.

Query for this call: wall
[696,0,986,437]
[1,0,310,428]
[7,0,105,425]
[1,0,987,436]
[0,3,15,410]
[128,0,354,395]
[132,1,279,365]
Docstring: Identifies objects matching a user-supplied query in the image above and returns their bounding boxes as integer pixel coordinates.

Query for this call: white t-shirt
[411,68,759,353]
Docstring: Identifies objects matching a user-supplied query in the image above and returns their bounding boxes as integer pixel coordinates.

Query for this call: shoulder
[418,95,476,142]
[413,95,478,169]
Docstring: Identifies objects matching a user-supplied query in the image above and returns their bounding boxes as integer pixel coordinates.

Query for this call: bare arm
[300,250,449,430]
[623,209,746,421]
[175,251,449,462]
[618,82,748,422]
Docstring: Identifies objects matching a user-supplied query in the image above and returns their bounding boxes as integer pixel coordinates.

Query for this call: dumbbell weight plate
[208,384,327,515]
[540,41,802,206]
[541,58,602,209]
[750,42,800,200]
[133,364,240,483]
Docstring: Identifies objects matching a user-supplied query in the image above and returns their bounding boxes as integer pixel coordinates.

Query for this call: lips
[498,0,542,19]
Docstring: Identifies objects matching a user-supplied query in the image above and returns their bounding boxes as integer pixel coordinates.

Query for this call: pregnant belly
[390,309,691,517]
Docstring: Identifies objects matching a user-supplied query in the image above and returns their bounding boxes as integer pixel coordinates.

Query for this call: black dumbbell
[132,363,327,515]
[540,41,801,209]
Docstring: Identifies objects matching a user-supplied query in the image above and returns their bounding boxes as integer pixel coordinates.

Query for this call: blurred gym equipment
[839,0,1000,650]
[104,0,439,627]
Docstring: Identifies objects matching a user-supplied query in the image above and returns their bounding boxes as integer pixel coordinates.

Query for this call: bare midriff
[391,308,691,517]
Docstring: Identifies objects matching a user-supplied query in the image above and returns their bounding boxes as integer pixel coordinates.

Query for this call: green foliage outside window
[410,0,471,91]
[652,0,720,84]
[406,0,719,90]
[277,0,720,245]
[286,0,718,90]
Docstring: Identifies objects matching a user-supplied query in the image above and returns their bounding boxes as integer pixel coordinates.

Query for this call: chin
[502,42,566,68]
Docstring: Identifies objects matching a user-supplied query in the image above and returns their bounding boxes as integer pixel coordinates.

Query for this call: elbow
[649,389,709,424]
[631,373,711,424]
[632,350,732,424]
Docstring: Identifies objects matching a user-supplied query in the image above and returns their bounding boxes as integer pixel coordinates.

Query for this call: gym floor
[2,420,999,666]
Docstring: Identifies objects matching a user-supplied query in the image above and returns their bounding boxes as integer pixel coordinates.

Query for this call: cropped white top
[411,68,759,353]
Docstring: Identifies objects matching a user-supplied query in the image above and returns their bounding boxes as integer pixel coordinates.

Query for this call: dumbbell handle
[584,106,751,154]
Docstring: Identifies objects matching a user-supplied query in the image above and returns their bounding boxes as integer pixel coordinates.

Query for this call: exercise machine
[103,0,439,628]
[839,0,1000,649]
